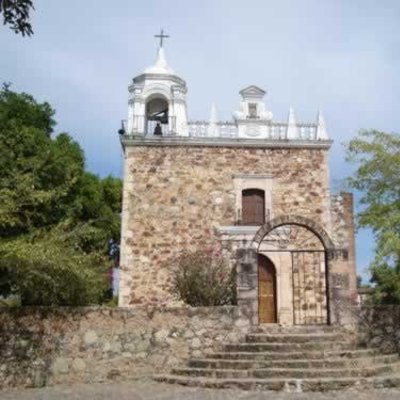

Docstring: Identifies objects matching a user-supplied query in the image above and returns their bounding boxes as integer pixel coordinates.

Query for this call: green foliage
[0,231,109,306]
[0,85,122,305]
[0,87,85,236]
[171,250,237,307]
[0,0,34,36]
[346,130,400,304]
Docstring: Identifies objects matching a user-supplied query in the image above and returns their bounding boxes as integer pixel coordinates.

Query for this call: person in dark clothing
[154,122,162,136]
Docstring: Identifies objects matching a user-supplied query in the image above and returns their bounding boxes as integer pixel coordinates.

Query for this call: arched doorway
[258,223,328,325]
[258,254,277,323]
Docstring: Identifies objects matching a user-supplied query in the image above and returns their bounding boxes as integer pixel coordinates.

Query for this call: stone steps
[154,327,400,391]
[223,341,357,352]
[251,325,348,334]
[188,354,399,370]
[246,332,347,343]
[206,348,380,360]
[155,374,400,392]
[172,362,400,379]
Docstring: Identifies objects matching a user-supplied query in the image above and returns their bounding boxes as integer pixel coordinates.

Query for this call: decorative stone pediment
[239,85,266,100]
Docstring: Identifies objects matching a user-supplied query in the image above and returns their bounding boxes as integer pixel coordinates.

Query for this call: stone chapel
[118,39,357,326]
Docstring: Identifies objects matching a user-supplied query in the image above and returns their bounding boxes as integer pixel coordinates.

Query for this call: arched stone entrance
[258,224,327,325]
[234,215,351,326]
[253,215,335,251]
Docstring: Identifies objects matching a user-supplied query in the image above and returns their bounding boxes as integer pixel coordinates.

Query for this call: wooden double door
[258,254,277,324]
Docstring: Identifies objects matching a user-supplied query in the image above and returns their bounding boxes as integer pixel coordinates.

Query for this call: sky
[1,0,399,280]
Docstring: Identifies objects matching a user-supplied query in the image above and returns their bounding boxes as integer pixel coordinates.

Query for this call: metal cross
[154,29,170,48]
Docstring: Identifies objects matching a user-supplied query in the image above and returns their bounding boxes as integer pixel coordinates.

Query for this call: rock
[106,369,121,379]
[33,369,46,387]
[124,342,136,352]
[71,358,86,372]
[109,341,122,353]
[234,318,250,328]
[135,339,150,353]
[154,329,169,343]
[197,329,207,336]
[191,337,202,349]
[18,339,29,348]
[83,330,98,346]
[165,337,176,346]
[52,357,69,374]
[192,350,202,358]
[183,330,194,339]
[71,335,81,346]
[103,341,111,352]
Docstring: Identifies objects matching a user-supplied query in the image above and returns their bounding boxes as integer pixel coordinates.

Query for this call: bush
[0,230,109,306]
[171,250,237,306]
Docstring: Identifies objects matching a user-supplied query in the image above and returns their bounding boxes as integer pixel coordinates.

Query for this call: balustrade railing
[122,118,319,141]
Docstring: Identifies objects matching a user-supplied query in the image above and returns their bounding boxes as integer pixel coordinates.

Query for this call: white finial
[208,103,218,137]
[316,110,329,140]
[144,46,174,74]
[286,107,299,140]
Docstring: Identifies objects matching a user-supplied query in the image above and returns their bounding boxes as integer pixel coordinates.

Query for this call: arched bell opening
[145,96,169,136]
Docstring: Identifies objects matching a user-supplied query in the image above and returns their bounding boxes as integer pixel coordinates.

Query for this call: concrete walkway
[1,380,400,400]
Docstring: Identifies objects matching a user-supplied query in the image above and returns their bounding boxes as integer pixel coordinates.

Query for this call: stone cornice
[120,135,333,150]
[132,73,187,88]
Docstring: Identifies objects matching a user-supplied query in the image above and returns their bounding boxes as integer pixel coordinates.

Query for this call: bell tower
[125,30,188,137]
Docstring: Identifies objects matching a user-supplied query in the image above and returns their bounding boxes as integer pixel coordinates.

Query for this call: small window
[242,189,265,225]
[248,103,258,118]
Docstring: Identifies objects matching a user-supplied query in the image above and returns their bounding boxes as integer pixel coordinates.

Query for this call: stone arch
[142,84,172,102]
[253,215,335,251]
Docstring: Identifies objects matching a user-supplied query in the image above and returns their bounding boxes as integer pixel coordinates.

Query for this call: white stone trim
[217,226,260,235]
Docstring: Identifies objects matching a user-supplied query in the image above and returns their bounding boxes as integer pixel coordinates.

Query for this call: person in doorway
[154,122,162,136]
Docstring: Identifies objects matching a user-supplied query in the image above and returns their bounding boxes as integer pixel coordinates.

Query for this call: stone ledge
[217,226,260,236]
[121,135,333,149]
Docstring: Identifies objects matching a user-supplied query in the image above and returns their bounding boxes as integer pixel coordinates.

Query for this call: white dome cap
[144,47,175,75]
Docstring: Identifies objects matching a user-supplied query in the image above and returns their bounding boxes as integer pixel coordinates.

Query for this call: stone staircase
[155,325,400,392]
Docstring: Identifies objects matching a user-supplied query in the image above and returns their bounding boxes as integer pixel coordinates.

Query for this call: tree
[0,86,85,237]
[0,0,34,36]
[346,129,400,304]
[0,85,122,305]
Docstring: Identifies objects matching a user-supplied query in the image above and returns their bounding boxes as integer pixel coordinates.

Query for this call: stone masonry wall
[329,192,358,324]
[353,306,400,353]
[120,145,331,306]
[0,306,251,389]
